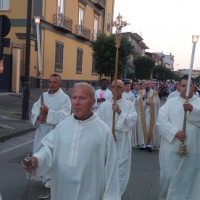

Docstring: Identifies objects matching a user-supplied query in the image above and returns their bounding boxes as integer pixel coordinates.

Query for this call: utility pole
[22,0,32,119]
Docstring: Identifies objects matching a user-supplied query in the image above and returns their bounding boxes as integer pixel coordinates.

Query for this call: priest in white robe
[96,80,138,196]
[157,75,200,200]
[31,74,71,198]
[25,83,121,200]
[134,79,160,152]
[167,82,180,100]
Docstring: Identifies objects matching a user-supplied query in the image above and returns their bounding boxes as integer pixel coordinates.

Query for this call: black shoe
[139,147,147,150]
[147,147,152,152]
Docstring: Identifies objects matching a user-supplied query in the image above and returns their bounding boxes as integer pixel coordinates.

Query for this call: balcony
[53,13,73,33]
[94,0,105,10]
[75,25,91,41]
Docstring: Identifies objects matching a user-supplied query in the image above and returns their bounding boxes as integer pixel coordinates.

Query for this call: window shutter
[76,49,83,73]
[55,42,63,71]
[2,0,9,10]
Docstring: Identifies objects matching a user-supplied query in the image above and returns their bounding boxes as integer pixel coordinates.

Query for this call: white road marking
[0,139,34,155]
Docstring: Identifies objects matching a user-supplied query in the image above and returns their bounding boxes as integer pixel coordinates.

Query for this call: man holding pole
[157,75,200,200]
[31,74,71,199]
[24,83,121,200]
[96,79,138,196]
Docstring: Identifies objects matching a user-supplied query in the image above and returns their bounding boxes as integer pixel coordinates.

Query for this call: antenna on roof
[140,32,142,37]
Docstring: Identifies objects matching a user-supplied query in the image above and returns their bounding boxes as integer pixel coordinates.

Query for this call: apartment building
[121,32,149,75]
[0,0,115,91]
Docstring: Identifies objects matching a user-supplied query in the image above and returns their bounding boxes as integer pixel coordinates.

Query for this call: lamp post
[111,13,129,138]
[34,16,44,105]
[178,35,199,157]
[22,0,32,120]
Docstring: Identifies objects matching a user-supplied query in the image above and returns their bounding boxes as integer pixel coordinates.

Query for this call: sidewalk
[0,88,72,142]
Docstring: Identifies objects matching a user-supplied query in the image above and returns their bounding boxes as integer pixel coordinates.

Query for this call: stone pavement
[0,88,72,142]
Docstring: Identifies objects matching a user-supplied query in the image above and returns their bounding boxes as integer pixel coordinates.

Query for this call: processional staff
[21,16,44,200]
[178,35,199,157]
[111,14,129,139]
[34,16,44,105]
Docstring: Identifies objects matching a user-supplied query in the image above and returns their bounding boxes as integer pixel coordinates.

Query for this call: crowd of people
[18,74,200,200]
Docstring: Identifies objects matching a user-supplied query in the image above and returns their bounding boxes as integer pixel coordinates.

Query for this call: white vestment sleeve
[46,96,71,125]
[115,104,138,132]
[31,98,41,127]
[33,129,55,176]
[103,132,121,200]
[187,106,200,128]
[157,104,179,143]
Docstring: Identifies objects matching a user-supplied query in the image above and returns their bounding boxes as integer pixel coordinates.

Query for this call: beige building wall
[2,0,115,86]
[0,0,27,18]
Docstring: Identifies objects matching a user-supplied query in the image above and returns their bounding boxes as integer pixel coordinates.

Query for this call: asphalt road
[0,131,160,200]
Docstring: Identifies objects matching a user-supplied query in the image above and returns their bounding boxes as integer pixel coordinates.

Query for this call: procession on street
[19,73,200,200]
[1,2,200,199]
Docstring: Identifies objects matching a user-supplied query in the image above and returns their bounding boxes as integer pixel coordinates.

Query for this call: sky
[114,0,200,71]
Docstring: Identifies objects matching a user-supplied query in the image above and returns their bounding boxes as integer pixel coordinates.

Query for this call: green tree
[153,65,180,81]
[134,56,155,79]
[152,65,166,81]
[91,33,134,80]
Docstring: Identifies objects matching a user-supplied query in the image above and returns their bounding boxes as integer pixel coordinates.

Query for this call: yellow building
[0,0,115,90]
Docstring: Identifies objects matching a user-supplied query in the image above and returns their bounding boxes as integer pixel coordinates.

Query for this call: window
[0,0,9,10]
[78,7,84,25]
[55,42,64,71]
[92,56,96,74]
[93,18,98,41]
[57,0,65,14]
[78,7,84,35]
[107,13,111,32]
[76,48,83,73]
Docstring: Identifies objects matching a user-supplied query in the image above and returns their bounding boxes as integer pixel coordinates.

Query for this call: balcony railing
[53,13,73,33]
[75,25,91,41]
[94,0,105,10]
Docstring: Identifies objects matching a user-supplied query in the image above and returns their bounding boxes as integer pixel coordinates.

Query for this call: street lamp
[22,0,32,120]
[34,16,44,105]
[178,34,199,157]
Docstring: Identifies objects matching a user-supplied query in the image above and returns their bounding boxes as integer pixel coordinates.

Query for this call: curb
[0,127,35,142]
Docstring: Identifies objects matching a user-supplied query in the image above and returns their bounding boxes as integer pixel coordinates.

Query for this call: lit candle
[34,16,42,73]
[186,35,199,97]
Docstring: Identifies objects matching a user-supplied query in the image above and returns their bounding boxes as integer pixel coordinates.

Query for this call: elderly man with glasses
[96,79,138,196]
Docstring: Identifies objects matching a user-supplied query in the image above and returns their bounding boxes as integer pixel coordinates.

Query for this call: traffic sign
[0,15,11,37]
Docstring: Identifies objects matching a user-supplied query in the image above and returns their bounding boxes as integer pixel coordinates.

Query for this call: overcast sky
[114,0,200,71]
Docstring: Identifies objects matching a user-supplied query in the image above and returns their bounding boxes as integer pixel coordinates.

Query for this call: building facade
[0,0,115,91]
[121,32,149,75]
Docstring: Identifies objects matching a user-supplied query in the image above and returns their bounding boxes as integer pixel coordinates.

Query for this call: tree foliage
[91,33,134,79]
[152,65,180,81]
[134,56,155,79]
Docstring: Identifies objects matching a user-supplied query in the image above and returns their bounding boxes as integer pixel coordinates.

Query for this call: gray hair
[72,82,95,98]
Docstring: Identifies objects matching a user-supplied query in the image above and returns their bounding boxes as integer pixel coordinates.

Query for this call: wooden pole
[111,13,129,139]
[112,46,119,138]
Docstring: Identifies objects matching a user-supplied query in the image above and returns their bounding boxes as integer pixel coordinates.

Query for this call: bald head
[110,79,124,100]
[71,82,96,121]
[111,79,124,88]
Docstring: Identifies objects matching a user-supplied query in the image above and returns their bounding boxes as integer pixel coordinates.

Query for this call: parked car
[122,78,133,85]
